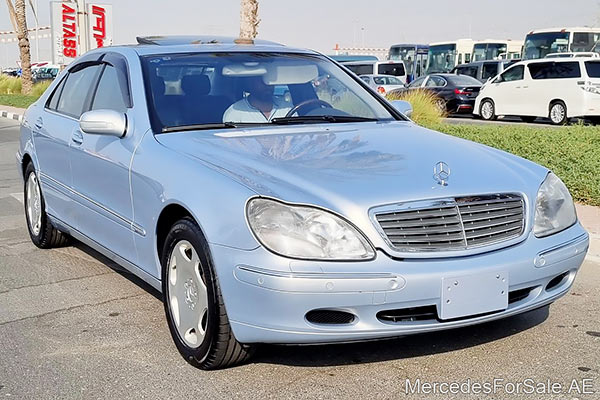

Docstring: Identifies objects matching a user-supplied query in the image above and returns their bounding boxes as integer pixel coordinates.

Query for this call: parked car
[33,65,60,82]
[359,74,406,95]
[342,60,407,84]
[389,73,482,114]
[474,59,600,124]
[2,67,18,77]
[451,59,520,83]
[18,36,588,369]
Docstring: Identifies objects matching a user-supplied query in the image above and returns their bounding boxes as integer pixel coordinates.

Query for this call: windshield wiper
[162,122,271,133]
[270,115,379,125]
[162,122,238,133]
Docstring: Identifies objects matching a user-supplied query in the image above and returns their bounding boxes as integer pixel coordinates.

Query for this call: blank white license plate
[440,271,508,320]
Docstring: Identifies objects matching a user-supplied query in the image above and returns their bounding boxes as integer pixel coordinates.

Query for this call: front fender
[131,132,260,279]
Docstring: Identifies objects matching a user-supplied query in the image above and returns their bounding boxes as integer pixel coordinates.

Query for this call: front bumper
[211,223,589,344]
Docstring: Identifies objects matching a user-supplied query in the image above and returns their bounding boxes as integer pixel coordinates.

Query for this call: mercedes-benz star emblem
[433,161,451,186]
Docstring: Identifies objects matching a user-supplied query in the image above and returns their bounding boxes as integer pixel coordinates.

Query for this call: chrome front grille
[374,194,525,252]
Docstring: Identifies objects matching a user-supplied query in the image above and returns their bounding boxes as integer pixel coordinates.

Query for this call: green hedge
[433,123,600,206]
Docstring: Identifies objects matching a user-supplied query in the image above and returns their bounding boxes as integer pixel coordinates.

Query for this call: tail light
[377,86,386,94]
[454,88,468,95]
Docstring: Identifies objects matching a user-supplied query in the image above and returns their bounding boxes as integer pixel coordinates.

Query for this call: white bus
[523,27,600,60]
[472,39,523,61]
[426,39,474,74]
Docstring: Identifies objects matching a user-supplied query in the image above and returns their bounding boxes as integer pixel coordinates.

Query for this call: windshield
[142,52,396,132]
[426,44,456,74]
[572,32,600,53]
[524,32,570,59]
[472,43,508,61]
[389,46,415,75]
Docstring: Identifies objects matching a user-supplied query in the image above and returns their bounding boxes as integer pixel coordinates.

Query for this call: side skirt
[48,214,162,293]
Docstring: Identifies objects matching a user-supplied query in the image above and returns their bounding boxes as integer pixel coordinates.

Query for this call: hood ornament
[433,161,450,186]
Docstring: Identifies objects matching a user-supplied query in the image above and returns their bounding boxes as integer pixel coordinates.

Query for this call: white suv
[474,58,600,124]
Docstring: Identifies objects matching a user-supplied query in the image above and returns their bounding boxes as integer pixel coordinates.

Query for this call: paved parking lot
[0,117,598,399]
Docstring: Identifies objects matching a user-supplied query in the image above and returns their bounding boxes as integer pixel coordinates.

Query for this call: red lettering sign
[91,6,106,48]
[62,3,77,58]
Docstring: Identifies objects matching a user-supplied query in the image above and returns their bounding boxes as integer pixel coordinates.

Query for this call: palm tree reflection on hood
[226,132,403,174]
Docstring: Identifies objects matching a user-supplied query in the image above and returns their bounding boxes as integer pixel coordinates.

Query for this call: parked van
[474,59,600,124]
[342,60,407,84]
[451,59,520,83]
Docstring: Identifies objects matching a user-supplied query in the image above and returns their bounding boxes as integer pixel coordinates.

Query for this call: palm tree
[239,0,260,41]
[4,0,32,94]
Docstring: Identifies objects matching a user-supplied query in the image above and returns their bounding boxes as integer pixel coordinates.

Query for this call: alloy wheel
[550,103,566,124]
[26,172,42,236]
[167,240,209,348]
[481,101,494,120]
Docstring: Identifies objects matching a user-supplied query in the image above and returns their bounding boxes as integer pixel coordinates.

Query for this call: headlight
[246,198,375,260]
[533,173,577,237]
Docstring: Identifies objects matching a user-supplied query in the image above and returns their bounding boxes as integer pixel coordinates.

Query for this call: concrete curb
[0,109,23,122]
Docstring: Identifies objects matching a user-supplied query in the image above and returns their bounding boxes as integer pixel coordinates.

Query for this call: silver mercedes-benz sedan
[17,36,589,369]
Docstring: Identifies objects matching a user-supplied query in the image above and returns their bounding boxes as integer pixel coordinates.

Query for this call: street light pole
[76,0,88,54]
[34,0,39,62]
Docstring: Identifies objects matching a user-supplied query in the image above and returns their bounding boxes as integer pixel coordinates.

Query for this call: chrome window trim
[368,192,530,258]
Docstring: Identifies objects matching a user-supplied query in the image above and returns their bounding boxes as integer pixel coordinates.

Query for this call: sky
[1,0,599,66]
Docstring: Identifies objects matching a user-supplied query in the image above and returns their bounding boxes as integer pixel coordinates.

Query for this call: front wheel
[549,101,568,125]
[162,217,255,369]
[480,99,496,121]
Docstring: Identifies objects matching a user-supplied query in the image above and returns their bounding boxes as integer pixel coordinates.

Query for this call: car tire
[520,116,537,123]
[549,101,568,125]
[161,217,255,370]
[480,99,496,121]
[24,162,70,248]
[435,98,446,114]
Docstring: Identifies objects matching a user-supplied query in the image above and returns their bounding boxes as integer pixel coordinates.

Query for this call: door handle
[71,130,84,145]
[522,86,529,89]
[34,117,43,130]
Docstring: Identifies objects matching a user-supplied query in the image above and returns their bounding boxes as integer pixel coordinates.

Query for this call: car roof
[342,60,403,66]
[87,35,318,57]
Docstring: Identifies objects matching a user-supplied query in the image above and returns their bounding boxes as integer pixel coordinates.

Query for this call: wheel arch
[549,98,566,109]
[21,152,33,179]
[155,202,201,264]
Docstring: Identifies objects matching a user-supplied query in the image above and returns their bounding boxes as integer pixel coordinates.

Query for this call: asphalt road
[0,117,598,400]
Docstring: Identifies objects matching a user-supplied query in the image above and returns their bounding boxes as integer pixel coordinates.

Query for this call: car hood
[156,121,547,234]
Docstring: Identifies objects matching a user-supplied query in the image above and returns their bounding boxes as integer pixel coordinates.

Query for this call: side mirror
[79,109,127,138]
[390,100,413,118]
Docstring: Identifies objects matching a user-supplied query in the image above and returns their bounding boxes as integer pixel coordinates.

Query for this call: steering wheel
[284,99,333,118]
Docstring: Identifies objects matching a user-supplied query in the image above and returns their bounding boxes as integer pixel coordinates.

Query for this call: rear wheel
[480,99,496,121]
[162,217,255,369]
[549,101,568,125]
[24,162,69,248]
[434,98,446,114]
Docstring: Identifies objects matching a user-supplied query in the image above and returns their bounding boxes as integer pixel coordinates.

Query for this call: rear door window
[455,66,478,78]
[46,76,67,110]
[528,62,581,79]
[481,63,498,81]
[408,76,426,88]
[378,63,405,76]
[56,64,102,118]
[346,64,374,75]
[584,61,600,78]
